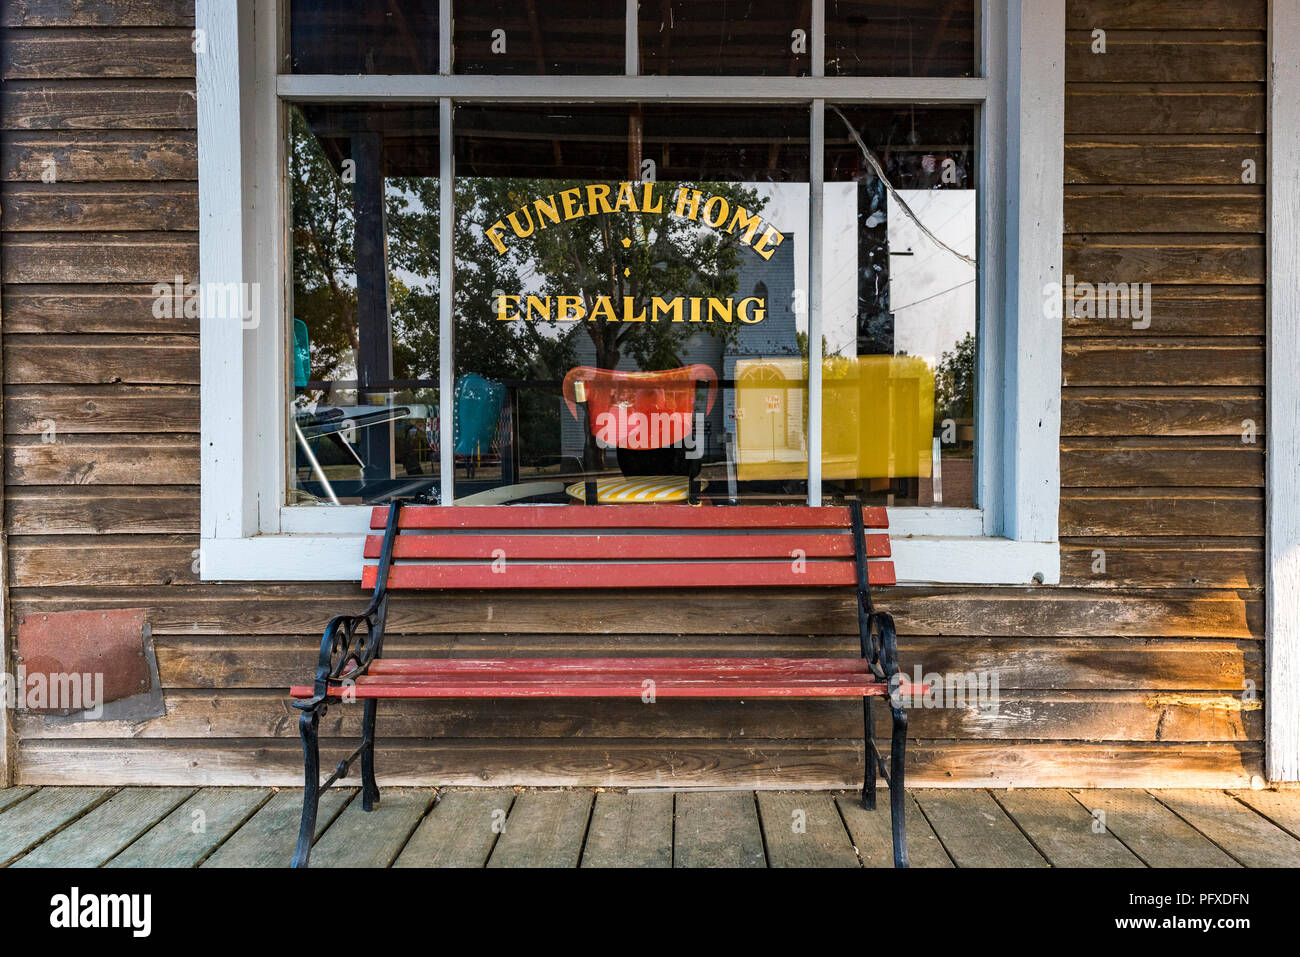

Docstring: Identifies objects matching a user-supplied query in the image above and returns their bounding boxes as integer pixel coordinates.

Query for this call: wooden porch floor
[2,786,1300,867]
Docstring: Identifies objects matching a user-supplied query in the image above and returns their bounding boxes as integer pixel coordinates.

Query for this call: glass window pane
[288,0,440,74]
[826,0,977,77]
[455,0,626,74]
[287,104,441,506]
[638,1,810,76]
[452,105,810,506]
[821,105,978,508]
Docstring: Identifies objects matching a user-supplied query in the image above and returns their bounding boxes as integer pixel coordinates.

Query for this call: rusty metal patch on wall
[13,609,165,722]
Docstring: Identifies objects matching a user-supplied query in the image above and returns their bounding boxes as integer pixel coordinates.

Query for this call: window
[197,0,1064,583]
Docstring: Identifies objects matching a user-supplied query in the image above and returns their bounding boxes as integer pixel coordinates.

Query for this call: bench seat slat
[290,672,920,699]
[366,657,878,676]
[363,559,895,590]
[371,504,889,531]
[363,532,890,561]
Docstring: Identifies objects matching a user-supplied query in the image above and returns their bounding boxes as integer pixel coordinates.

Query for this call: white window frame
[1267,0,1300,782]
[196,0,1064,585]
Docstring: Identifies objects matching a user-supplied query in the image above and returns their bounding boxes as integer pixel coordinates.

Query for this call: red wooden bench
[289,501,920,867]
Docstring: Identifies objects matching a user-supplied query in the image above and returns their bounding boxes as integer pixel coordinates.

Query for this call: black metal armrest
[869,609,900,678]
[293,602,387,711]
[294,500,403,712]
[855,599,899,681]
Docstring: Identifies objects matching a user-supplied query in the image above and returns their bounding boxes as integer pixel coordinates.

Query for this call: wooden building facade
[0,0,1296,789]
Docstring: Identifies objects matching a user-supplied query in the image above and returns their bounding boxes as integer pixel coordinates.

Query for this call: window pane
[452,105,810,505]
[638,1,810,76]
[288,0,440,74]
[455,0,626,74]
[821,105,978,508]
[826,0,977,77]
[287,104,441,505]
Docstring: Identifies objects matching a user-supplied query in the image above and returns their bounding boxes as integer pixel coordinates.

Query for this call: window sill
[199,532,1059,586]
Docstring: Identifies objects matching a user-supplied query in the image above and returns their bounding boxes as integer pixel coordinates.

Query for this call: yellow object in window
[733,356,935,481]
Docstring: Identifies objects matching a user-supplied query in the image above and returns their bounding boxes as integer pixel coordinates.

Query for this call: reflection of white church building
[561,236,800,463]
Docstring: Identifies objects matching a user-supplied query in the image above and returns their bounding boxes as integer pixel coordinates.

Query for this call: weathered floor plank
[0,787,37,814]
[1152,790,1300,868]
[6,787,1298,868]
[1070,790,1240,868]
[757,791,859,868]
[0,787,115,865]
[202,788,355,869]
[1229,789,1300,839]
[914,790,1048,868]
[107,788,273,868]
[582,791,673,868]
[309,788,436,868]
[487,790,594,868]
[674,791,765,868]
[11,787,194,868]
[835,792,954,868]
[993,789,1144,868]
[394,788,515,868]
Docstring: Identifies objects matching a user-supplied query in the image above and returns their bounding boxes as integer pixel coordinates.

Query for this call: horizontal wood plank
[5,486,198,533]
[5,335,197,384]
[12,739,1263,788]
[21,688,1259,742]
[0,130,196,182]
[1060,487,1264,536]
[1067,86,1264,135]
[1063,287,1264,337]
[1,181,196,230]
[2,231,196,283]
[1,79,196,129]
[1064,234,1264,285]
[153,634,1262,692]
[2,27,196,79]
[6,434,198,484]
[1,284,199,333]
[1061,388,1263,436]
[1064,186,1262,233]
[1066,0,1266,31]
[8,584,1263,638]
[1065,31,1265,83]
[1060,437,1264,487]
[1066,138,1264,185]
[3,0,195,27]
[9,533,198,586]
[1062,537,1263,588]
[1063,339,1264,387]
[4,384,199,434]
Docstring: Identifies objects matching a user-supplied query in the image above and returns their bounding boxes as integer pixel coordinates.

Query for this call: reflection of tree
[934,331,976,423]
[290,108,357,382]
[288,109,575,389]
[290,110,773,472]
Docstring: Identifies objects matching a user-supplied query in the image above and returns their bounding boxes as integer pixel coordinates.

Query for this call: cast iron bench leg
[862,696,877,810]
[293,708,322,868]
[889,704,910,868]
[361,698,380,811]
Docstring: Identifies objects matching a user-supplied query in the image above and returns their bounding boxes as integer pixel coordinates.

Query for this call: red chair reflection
[561,365,719,502]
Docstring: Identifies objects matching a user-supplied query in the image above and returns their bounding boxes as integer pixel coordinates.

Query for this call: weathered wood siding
[0,0,1267,787]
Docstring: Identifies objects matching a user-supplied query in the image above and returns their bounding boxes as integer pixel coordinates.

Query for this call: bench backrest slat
[364,504,896,590]
[369,504,888,531]
[363,560,894,590]
[363,531,891,561]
